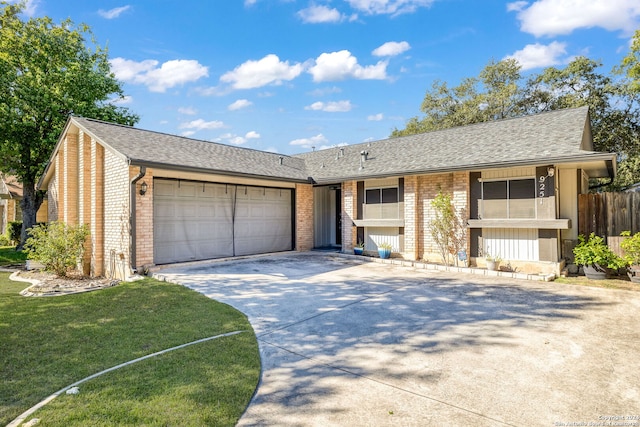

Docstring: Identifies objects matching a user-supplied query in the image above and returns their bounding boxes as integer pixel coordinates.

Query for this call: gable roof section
[39,106,615,189]
[0,174,22,199]
[57,117,309,183]
[295,106,615,183]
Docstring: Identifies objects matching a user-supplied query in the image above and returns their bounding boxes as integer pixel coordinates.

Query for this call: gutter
[129,166,146,273]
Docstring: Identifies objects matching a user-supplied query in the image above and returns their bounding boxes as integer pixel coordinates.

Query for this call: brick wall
[419,173,453,262]
[403,175,419,260]
[90,139,104,277]
[452,171,470,257]
[342,180,357,251]
[63,133,78,225]
[295,183,314,251]
[103,149,130,279]
[47,164,58,221]
[133,168,154,267]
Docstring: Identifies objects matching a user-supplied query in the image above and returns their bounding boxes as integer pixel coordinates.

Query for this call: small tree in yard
[429,191,466,266]
[25,221,89,277]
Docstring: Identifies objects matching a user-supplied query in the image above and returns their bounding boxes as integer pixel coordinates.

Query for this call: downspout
[130,166,146,274]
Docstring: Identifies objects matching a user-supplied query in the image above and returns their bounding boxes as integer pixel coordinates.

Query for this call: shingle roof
[71,117,310,182]
[53,107,611,187]
[294,106,612,183]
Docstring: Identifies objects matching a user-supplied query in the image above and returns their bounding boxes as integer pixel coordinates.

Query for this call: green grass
[0,272,260,426]
[0,246,27,266]
[554,274,640,291]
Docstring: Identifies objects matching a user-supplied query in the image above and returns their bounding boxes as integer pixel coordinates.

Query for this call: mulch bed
[13,270,120,296]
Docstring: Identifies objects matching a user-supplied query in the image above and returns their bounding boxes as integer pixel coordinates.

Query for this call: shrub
[6,221,22,245]
[620,231,640,266]
[573,233,628,270]
[0,234,10,246]
[429,190,466,266]
[24,221,90,277]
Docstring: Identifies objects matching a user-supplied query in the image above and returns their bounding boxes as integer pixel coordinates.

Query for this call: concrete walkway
[155,252,640,427]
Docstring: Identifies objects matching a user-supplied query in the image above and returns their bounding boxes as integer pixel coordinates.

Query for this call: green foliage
[5,221,21,244]
[573,233,628,269]
[392,53,640,190]
[378,241,392,250]
[620,231,640,266]
[428,191,466,266]
[355,240,365,249]
[0,245,27,265]
[0,235,9,246]
[24,221,89,276]
[0,275,259,426]
[0,2,138,247]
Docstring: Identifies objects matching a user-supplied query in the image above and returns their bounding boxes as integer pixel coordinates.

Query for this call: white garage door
[153,179,292,264]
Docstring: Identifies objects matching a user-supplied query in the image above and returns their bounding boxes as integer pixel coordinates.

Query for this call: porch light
[139,181,148,196]
[547,166,555,177]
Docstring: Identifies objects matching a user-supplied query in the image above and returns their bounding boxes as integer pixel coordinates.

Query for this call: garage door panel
[154,179,292,264]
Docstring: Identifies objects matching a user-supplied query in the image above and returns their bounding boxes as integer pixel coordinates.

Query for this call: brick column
[56,149,65,220]
[403,175,419,260]
[453,171,470,257]
[79,131,93,275]
[295,183,314,251]
[90,139,104,277]
[134,168,154,267]
[342,180,357,251]
[63,133,78,225]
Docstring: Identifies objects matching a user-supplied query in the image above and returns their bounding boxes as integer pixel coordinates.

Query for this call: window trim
[480,176,537,219]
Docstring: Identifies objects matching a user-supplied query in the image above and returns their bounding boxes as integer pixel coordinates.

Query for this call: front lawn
[554,274,640,291]
[0,273,260,426]
[0,246,27,267]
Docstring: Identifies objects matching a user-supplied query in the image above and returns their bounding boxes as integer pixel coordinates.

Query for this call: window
[366,187,398,204]
[482,178,536,219]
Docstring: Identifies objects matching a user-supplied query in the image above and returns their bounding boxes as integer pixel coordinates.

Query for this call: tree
[393,54,640,190]
[0,2,138,248]
[392,59,523,136]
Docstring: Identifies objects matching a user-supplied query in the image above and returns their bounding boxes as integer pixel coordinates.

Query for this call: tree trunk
[17,182,44,250]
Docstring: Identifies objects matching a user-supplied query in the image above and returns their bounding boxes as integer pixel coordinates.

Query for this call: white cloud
[368,113,384,121]
[505,41,567,70]
[179,119,225,131]
[372,41,411,57]
[346,0,435,16]
[109,95,133,105]
[110,58,209,92]
[228,99,253,111]
[181,131,196,137]
[298,5,343,23]
[217,131,260,146]
[8,0,40,16]
[244,0,257,6]
[506,1,527,12]
[305,100,353,112]
[309,86,342,96]
[221,54,304,89]
[98,5,131,19]
[178,106,197,115]
[289,134,329,149]
[308,50,387,82]
[509,0,640,37]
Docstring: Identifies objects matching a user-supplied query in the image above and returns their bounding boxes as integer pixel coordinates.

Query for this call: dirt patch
[13,270,120,296]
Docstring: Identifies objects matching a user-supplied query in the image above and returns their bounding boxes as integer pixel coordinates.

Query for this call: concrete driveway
[154,252,640,427]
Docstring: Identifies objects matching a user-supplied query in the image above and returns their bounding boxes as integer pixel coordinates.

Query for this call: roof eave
[128,159,311,184]
[309,153,617,184]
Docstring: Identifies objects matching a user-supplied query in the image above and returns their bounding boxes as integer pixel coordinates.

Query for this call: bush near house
[6,221,22,245]
[24,221,89,277]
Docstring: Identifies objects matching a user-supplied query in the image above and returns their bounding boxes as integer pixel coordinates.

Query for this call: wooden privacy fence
[578,192,640,238]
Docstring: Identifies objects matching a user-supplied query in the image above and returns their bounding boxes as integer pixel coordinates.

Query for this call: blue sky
[18,0,640,154]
